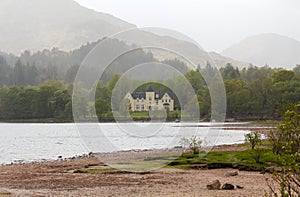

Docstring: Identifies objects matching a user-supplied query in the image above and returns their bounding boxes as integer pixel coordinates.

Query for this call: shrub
[179,136,202,155]
[245,131,262,149]
[267,102,300,196]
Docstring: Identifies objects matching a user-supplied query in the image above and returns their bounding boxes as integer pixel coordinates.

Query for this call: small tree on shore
[245,131,262,149]
[180,136,202,155]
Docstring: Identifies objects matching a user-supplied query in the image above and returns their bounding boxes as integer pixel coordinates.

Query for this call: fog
[75,0,300,52]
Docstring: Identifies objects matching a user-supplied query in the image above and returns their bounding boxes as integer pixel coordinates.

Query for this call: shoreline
[0,119,280,124]
[0,143,277,196]
[1,123,275,166]
[1,141,260,167]
[1,142,250,167]
[0,122,275,167]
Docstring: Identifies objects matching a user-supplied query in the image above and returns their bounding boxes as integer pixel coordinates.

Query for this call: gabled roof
[167,92,175,100]
[154,91,164,100]
[154,91,175,100]
[146,85,154,92]
[130,84,175,100]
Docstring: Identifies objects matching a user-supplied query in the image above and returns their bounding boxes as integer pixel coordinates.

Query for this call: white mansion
[125,85,174,112]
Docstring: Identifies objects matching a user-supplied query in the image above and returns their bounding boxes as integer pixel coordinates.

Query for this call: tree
[50,89,71,118]
[267,102,300,196]
[13,60,25,86]
[293,64,300,78]
[225,79,251,116]
[272,70,295,83]
[244,131,262,149]
[179,136,202,155]
[220,63,240,80]
[185,70,206,95]
[95,98,111,120]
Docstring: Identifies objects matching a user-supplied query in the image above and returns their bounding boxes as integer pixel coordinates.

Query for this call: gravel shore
[0,145,277,197]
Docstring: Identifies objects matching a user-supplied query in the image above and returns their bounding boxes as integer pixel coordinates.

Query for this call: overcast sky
[75,0,300,52]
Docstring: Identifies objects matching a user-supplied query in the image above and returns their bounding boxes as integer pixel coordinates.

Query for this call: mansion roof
[131,91,174,100]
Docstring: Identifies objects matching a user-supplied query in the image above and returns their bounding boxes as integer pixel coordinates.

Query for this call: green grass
[168,148,279,171]
[238,141,272,147]
[130,110,181,121]
[248,121,280,125]
[130,111,150,119]
[75,147,280,174]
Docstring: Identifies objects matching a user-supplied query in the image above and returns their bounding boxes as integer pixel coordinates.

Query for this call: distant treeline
[0,38,300,121]
[0,38,188,87]
[0,63,300,121]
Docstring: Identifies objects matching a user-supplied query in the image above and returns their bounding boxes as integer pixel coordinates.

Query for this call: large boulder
[206,180,221,190]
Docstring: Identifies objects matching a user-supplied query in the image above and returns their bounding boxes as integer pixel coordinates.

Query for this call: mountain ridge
[0,0,251,69]
[222,33,300,69]
[0,0,136,54]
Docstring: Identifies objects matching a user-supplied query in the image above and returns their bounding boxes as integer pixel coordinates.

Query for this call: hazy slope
[0,0,249,69]
[0,0,135,54]
[209,52,251,69]
[222,33,300,69]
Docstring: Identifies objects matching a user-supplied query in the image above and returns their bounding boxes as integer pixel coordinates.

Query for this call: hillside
[209,52,251,69]
[222,33,300,69]
[0,0,135,54]
[0,0,248,70]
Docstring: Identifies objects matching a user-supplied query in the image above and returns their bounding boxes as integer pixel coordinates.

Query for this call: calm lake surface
[0,122,250,164]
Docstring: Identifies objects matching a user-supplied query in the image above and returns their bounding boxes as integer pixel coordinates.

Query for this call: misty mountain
[0,0,248,70]
[222,33,300,69]
[209,52,251,69]
[0,0,135,54]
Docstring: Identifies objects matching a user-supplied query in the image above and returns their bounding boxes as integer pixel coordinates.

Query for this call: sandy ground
[0,125,277,196]
[0,155,276,197]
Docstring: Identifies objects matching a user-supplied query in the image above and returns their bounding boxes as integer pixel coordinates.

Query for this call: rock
[222,183,235,190]
[206,180,221,190]
[0,189,11,195]
[225,171,238,176]
[236,185,244,189]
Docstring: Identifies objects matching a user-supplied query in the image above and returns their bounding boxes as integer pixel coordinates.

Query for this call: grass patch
[248,121,279,125]
[130,111,149,119]
[238,141,272,147]
[168,148,279,171]
[129,110,181,121]
[74,167,119,174]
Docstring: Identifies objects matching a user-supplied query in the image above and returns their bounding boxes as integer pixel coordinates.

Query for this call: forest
[0,38,300,122]
[0,61,299,121]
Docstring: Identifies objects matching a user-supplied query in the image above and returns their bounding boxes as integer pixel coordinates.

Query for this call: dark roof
[131,85,175,100]
[154,91,164,100]
[167,92,175,100]
[154,91,175,100]
[131,92,146,99]
[146,85,154,92]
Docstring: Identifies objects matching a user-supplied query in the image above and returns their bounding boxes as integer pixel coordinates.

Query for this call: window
[169,99,171,102]
[162,100,164,102]
[142,99,144,103]
[141,105,144,110]
[149,97,152,101]
[156,101,158,105]
[137,99,139,103]
[136,105,140,110]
